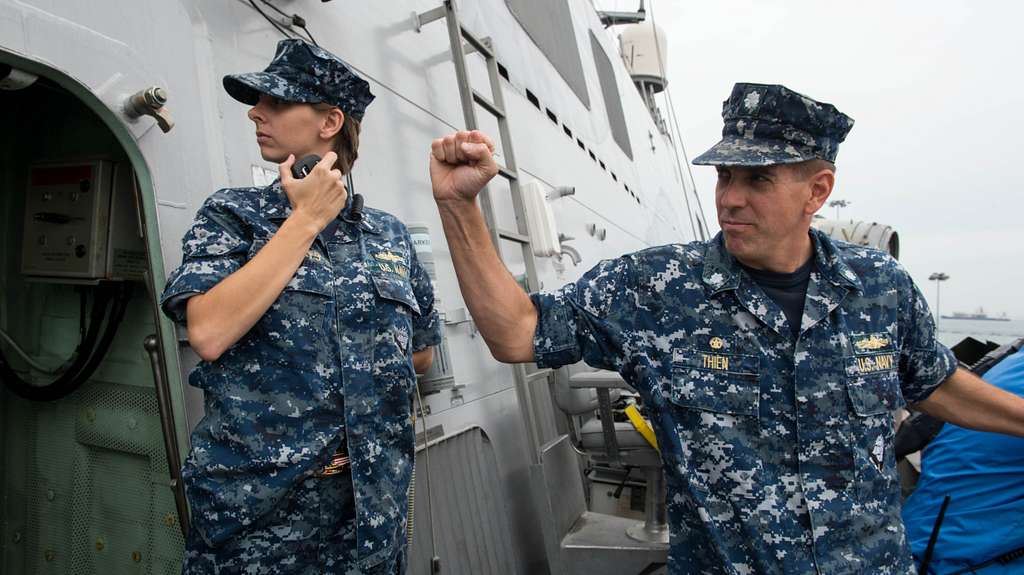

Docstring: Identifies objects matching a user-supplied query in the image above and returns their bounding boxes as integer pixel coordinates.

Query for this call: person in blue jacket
[903,343,1024,574]
[160,39,441,574]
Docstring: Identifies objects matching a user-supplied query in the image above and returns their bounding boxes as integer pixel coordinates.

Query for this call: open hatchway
[0,57,188,575]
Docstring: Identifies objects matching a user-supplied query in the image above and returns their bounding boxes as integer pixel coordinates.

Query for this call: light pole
[928,272,949,329]
[828,199,851,220]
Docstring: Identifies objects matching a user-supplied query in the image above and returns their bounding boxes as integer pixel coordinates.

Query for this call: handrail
[144,334,189,537]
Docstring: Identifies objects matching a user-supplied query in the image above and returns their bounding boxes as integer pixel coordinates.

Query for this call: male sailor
[427,82,1024,573]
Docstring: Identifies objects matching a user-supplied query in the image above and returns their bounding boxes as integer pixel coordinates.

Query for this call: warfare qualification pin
[709,337,724,350]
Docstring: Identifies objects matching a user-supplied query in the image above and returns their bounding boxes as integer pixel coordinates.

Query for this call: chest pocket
[249,239,334,339]
[845,352,904,415]
[370,272,420,315]
[366,241,420,315]
[670,347,760,416]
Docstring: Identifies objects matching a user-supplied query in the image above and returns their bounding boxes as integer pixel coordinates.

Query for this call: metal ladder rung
[497,166,518,181]
[498,229,530,244]
[460,26,494,59]
[526,369,552,382]
[472,90,505,119]
[462,39,492,57]
[413,6,446,31]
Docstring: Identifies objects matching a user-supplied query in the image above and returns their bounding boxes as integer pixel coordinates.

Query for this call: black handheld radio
[291,154,363,222]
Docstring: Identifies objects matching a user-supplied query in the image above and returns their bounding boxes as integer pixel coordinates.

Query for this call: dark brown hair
[313,103,361,175]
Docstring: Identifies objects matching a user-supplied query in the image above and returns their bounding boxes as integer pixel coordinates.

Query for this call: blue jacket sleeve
[529,254,640,372]
[895,262,958,404]
[159,191,252,324]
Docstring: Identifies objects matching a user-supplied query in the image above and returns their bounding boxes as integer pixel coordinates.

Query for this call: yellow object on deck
[624,404,658,451]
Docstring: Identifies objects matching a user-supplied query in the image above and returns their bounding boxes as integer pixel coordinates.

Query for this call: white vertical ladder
[416,0,549,463]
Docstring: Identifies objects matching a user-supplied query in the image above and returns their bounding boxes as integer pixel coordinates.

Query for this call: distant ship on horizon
[941,307,1012,322]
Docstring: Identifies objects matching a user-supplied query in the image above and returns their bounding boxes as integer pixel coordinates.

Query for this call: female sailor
[160,38,440,574]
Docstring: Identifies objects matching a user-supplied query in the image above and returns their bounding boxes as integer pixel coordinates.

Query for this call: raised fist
[429,130,499,204]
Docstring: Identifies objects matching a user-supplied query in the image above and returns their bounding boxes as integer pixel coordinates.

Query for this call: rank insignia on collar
[854,334,890,352]
[709,336,725,350]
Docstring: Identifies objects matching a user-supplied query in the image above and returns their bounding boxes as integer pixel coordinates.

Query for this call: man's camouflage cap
[223,39,374,120]
[693,83,854,166]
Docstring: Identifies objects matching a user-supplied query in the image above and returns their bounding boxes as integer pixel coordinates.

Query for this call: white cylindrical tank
[406,223,455,394]
[811,218,901,259]
[619,21,668,90]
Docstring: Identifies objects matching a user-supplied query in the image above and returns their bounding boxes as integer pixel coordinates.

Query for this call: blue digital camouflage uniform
[160,37,440,574]
[530,84,957,573]
[162,182,441,573]
[532,230,956,574]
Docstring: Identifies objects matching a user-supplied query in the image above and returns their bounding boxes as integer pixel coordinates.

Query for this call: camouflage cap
[692,83,854,166]
[223,39,374,120]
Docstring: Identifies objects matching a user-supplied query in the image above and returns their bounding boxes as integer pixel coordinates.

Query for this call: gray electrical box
[21,160,145,281]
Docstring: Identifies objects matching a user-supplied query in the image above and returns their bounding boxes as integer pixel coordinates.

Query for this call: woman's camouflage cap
[223,39,375,120]
[693,83,854,166]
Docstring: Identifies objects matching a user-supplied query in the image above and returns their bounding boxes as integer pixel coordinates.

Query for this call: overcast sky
[597,0,1024,320]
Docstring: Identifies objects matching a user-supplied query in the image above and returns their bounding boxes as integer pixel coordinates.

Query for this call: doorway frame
[0,49,192,465]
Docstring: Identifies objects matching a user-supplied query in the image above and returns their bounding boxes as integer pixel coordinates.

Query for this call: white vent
[522,180,561,257]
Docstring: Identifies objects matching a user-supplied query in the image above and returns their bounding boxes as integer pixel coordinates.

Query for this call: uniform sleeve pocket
[669,348,760,416]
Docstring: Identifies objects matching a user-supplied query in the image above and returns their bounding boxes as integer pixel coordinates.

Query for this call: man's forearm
[436,198,536,363]
[916,367,1024,437]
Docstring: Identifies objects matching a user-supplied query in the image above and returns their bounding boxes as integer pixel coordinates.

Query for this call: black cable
[1,283,112,400]
[300,23,318,47]
[254,0,319,46]
[60,282,133,399]
[611,465,633,499]
[258,0,289,19]
[248,0,296,40]
[344,171,364,222]
[261,1,318,46]
[919,495,951,575]
[79,286,87,339]
[0,282,133,402]
[264,1,318,46]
